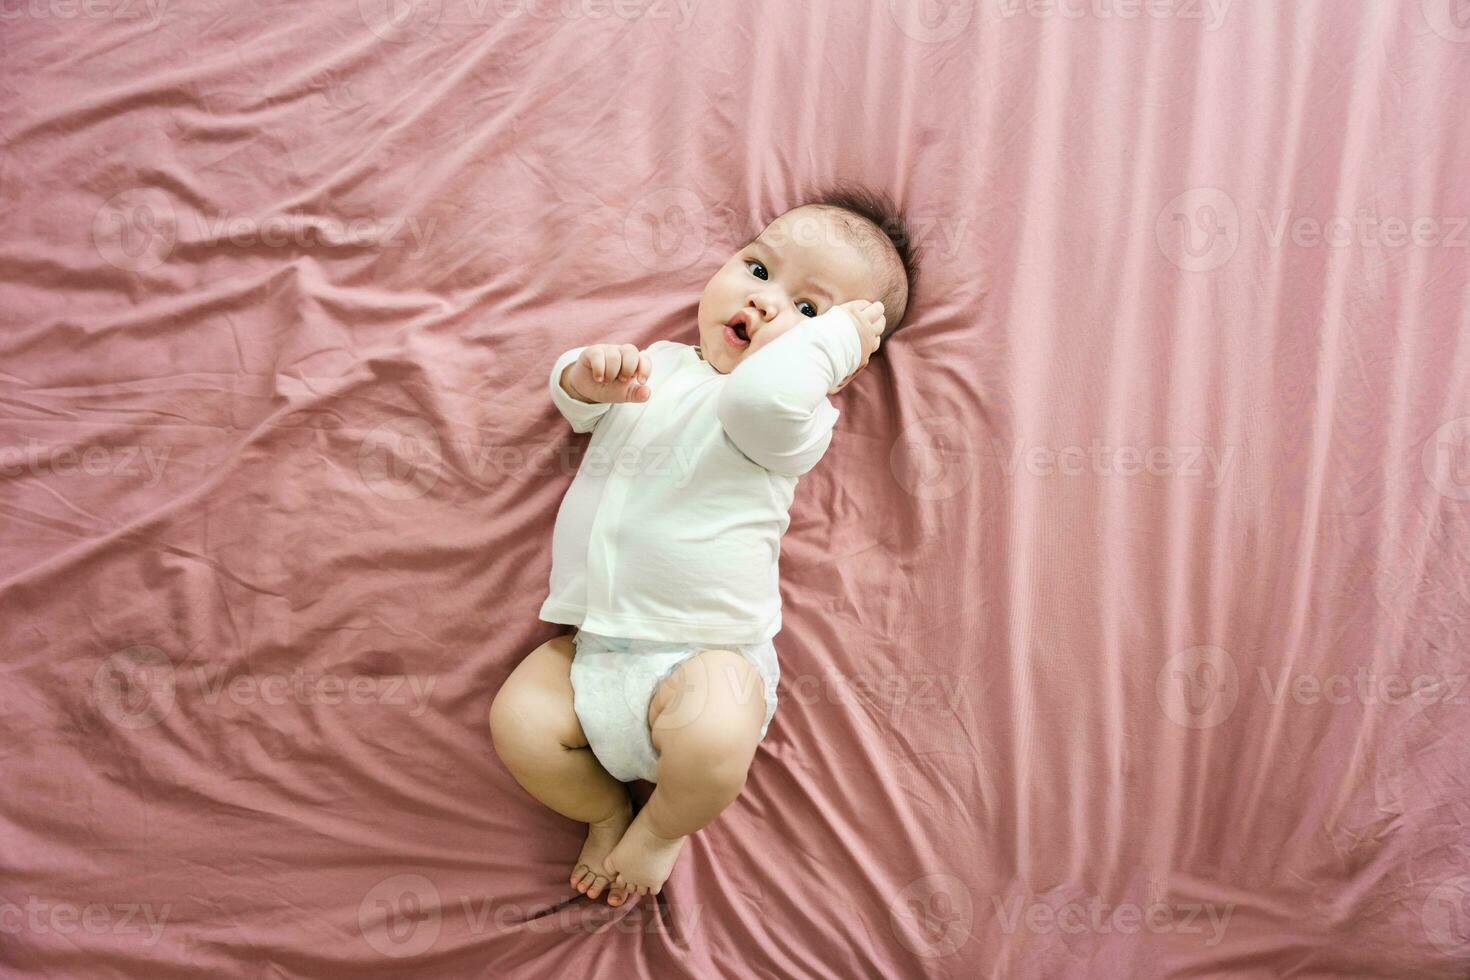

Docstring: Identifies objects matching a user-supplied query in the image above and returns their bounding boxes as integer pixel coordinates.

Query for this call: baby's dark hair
[799,182,922,351]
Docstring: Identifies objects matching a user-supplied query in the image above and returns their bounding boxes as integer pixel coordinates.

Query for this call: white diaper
[568,629,780,784]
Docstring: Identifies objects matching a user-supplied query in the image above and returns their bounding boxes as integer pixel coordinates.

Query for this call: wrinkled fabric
[1,1,1468,978]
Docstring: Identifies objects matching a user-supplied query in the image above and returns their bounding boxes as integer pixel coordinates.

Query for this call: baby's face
[696,206,879,376]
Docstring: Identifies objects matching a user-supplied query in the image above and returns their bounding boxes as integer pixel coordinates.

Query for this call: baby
[489,186,919,906]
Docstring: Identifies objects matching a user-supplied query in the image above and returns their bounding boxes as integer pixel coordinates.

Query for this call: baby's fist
[838,300,885,361]
[562,343,653,404]
[828,300,885,394]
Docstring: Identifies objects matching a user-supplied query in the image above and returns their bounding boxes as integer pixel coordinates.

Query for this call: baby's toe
[585,873,609,900]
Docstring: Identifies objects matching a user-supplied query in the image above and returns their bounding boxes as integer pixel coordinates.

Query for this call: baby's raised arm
[715,303,881,478]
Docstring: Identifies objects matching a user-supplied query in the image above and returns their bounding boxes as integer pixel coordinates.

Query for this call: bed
[2,1,1468,977]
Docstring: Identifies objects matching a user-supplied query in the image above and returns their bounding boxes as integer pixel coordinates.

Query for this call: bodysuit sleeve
[715,306,865,478]
[549,346,613,434]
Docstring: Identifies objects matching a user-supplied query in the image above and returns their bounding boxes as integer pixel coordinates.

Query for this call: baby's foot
[570,798,634,902]
[602,808,686,900]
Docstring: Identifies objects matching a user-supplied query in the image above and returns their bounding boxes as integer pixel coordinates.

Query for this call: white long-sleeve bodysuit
[538,305,865,646]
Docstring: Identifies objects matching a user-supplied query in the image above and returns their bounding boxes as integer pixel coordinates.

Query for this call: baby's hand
[561,343,653,404]
[828,300,885,395]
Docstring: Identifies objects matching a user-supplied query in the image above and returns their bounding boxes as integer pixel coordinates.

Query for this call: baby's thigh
[488,632,587,753]
[647,649,767,758]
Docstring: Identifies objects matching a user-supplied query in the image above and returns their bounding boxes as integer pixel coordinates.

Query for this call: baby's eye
[797,300,818,318]
[746,259,768,281]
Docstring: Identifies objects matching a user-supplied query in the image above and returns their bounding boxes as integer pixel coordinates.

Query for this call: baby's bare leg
[488,634,633,900]
[602,649,766,897]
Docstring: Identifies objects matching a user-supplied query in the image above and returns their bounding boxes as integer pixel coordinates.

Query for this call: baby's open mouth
[724,312,752,349]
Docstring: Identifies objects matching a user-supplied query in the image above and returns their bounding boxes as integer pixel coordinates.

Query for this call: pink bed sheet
[3,1,1468,977]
